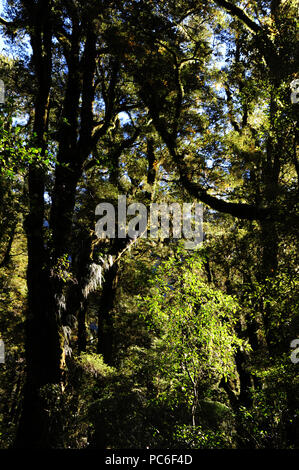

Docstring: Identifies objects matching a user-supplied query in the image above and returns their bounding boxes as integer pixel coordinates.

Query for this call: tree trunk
[97,262,119,365]
[14,0,64,448]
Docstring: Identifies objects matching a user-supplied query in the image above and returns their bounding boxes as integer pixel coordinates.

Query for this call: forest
[0,0,298,450]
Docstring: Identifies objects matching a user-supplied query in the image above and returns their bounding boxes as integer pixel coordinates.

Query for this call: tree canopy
[0,0,298,450]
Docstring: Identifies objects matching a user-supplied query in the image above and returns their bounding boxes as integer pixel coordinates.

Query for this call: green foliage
[173,424,231,449]
[139,249,244,387]
[0,0,298,450]
[0,118,58,178]
[78,353,115,378]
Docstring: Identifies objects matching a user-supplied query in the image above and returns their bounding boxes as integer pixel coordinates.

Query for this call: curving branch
[214,0,279,73]
[0,16,22,32]
[146,106,273,221]
[214,0,262,34]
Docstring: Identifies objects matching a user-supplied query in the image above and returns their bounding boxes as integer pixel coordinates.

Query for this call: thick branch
[214,0,279,74]
[224,83,241,133]
[77,30,97,159]
[92,60,120,143]
[150,113,272,221]
[0,17,21,31]
[178,171,270,220]
[214,0,261,34]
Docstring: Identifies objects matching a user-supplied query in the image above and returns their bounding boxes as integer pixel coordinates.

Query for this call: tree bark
[97,262,119,365]
[15,0,64,448]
